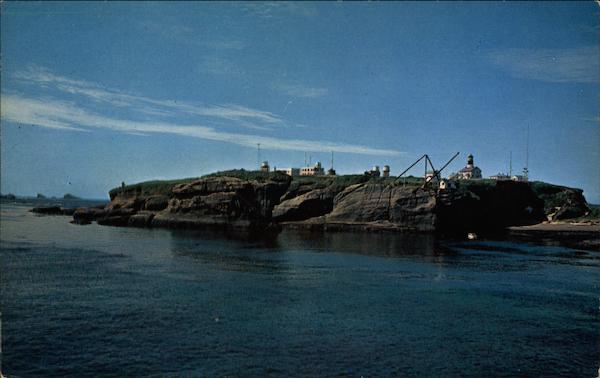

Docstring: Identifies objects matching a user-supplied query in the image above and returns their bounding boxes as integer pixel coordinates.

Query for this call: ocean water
[1,203,598,377]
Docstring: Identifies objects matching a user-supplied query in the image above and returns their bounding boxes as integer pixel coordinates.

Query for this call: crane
[396,152,460,188]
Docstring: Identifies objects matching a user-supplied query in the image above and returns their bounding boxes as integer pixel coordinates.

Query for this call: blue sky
[1,2,599,202]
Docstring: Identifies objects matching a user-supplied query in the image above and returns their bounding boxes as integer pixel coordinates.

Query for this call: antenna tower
[524,124,529,180]
[330,151,334,169]
[257,143,261,169]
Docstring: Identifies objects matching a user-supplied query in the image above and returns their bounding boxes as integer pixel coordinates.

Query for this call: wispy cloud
[14,66,280,126]
[197,56,246,77]
[486,46,600,84]
[3,67,400,156]
[582,115,600,123]
[273,83,328,98]
[242,3,318,19]
[1,94,400,156]
[138,21,245,51]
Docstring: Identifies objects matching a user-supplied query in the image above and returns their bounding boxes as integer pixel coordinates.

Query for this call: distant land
[2,193,82,200]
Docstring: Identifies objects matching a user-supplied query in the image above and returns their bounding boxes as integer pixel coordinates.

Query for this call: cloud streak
[14,66,281,125]
[486,46,600,84]
[274,83,328,98]
[242,3,318,19]
[138,21,245,51]
[1,93,400,156]
[5,66,400,156]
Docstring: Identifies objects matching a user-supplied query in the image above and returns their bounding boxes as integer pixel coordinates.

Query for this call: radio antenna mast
[330,151,334,170]
[257,143,261,169]
[524,124,529,180]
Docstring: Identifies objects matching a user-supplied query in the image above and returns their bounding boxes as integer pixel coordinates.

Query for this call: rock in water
[31,206,63,215]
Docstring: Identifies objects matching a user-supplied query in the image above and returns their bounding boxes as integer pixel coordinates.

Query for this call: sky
[1,2,599,202]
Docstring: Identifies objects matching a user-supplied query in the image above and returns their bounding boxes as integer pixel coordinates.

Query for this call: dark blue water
[1,204,599,377]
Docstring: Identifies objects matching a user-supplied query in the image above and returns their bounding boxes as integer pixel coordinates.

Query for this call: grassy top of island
[109,169,427,199]
[110,169,586,199]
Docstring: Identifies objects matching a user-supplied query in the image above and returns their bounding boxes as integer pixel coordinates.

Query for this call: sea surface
[1,202,599,377]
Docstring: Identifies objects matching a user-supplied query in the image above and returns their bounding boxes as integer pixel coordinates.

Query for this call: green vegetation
[588,204,600,217]
[394,175,427,187]
[569,203,600,221]
[109,170,416,199]
[109,170,291,199]
[529,180,586,215]
[203,169,291,183]
[109,171,434,199]
[109,177,199,199]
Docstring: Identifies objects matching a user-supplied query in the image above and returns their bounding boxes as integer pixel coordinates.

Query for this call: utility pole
[524,124,530,180]
[331,151,334,170]
[257,143,261,169]
[509,151,512,177]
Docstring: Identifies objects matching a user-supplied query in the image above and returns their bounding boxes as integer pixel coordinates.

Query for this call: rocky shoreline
[30,173,594,242]
[507,222,600,251]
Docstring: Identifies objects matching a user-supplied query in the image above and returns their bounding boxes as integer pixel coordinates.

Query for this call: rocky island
[46,170,593,238]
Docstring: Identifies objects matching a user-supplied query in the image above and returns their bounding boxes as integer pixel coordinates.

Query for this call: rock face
[68,173,590,234]
[72,207,107,225]
[435,181,546,232]
[273,188,339,222]
[95,177,290,231]
[31,206,77,216]
[31,206,63,215]
[533,185,590,221]
[325,184,437,231]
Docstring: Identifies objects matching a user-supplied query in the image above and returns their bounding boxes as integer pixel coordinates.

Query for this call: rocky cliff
[68,173,590,234]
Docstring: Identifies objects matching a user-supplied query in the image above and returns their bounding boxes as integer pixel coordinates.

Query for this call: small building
[365,165,381,177]
[490,173,511,181]
[274,167,300,176]
[300,162,325,176]
[511,175,528,182]
[327,168,336,176]
[454,154,482,180]
[382,165,390,178]
[260,161,270,173]
[425,171,439,184]
[439,179,456,190]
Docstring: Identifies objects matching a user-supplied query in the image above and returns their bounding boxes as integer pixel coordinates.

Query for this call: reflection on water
[1,204,599,377]
[167,228,440,256]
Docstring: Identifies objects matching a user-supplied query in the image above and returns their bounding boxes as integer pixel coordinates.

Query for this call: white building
[382,165,390,178]
[425,171,439,183]
[490,173,511,180]
[260,161,270,173]
[454,154,482,180]
[365,165,381,177]
[511,175,528,182]
[439,179,456,190]
[300,162,325,176]
[274,167,300,176]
